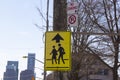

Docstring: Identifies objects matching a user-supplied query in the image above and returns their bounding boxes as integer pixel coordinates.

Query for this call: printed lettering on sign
[67,2,79,14]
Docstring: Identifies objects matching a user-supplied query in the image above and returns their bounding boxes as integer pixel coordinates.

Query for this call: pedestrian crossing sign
[45,31,71,71]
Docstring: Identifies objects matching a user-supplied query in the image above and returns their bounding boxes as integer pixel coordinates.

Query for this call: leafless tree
[66,0,120,80]
[48,0,120,80]
[79,0,120,80]
[66,1,99,79]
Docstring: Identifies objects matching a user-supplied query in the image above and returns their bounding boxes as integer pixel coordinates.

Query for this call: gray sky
[0,0,53,79]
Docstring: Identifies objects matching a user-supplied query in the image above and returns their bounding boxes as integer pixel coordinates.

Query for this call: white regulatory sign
[67,2,79,14]
[67,14,78,27]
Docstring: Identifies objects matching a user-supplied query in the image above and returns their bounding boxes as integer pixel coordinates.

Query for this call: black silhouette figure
[50,46,57,64]
[58,44,65,64]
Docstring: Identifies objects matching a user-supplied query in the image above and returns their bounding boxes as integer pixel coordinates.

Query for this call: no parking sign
[67,14,78,27]
[67,2,79,27]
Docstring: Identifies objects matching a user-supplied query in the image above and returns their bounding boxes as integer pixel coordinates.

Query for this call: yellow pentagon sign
[45,31,71,71]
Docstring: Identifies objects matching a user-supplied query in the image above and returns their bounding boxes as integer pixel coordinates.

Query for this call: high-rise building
[3,61,19,80]
[20,53,36,80]
[20,70,34,80]
[27,53,35,72]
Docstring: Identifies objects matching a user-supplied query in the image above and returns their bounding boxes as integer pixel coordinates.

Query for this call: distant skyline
[20,53,35,80]
[3,61,19,80]
[0,0,53,80]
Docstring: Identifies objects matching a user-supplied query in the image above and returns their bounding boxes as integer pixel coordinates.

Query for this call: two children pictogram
[45,32,71,70]
[50,43,65,64]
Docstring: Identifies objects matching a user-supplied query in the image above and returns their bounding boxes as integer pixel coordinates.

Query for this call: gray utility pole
[53,0,67,80]
[53,0,67,31]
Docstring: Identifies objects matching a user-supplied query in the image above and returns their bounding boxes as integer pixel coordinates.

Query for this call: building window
[95,69,109,75]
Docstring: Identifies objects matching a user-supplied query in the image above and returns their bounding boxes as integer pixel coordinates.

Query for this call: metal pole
[34,58,46,80]
[35,58,46,80]
[44,0,49,80]
[46,0,49,32]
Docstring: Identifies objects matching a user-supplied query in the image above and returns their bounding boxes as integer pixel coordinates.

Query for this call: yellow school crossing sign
[45,31,71,71]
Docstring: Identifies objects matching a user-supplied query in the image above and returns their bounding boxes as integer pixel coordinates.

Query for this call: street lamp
[23,56,44,64]
[22,56,46,80]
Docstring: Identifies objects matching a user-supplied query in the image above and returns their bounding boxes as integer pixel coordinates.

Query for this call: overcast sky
[0,0,53,80]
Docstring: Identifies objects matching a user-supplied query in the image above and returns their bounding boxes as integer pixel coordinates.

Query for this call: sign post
[45,31,71,71]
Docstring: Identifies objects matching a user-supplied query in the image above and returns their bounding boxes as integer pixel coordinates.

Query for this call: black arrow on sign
[52,33,64,43]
